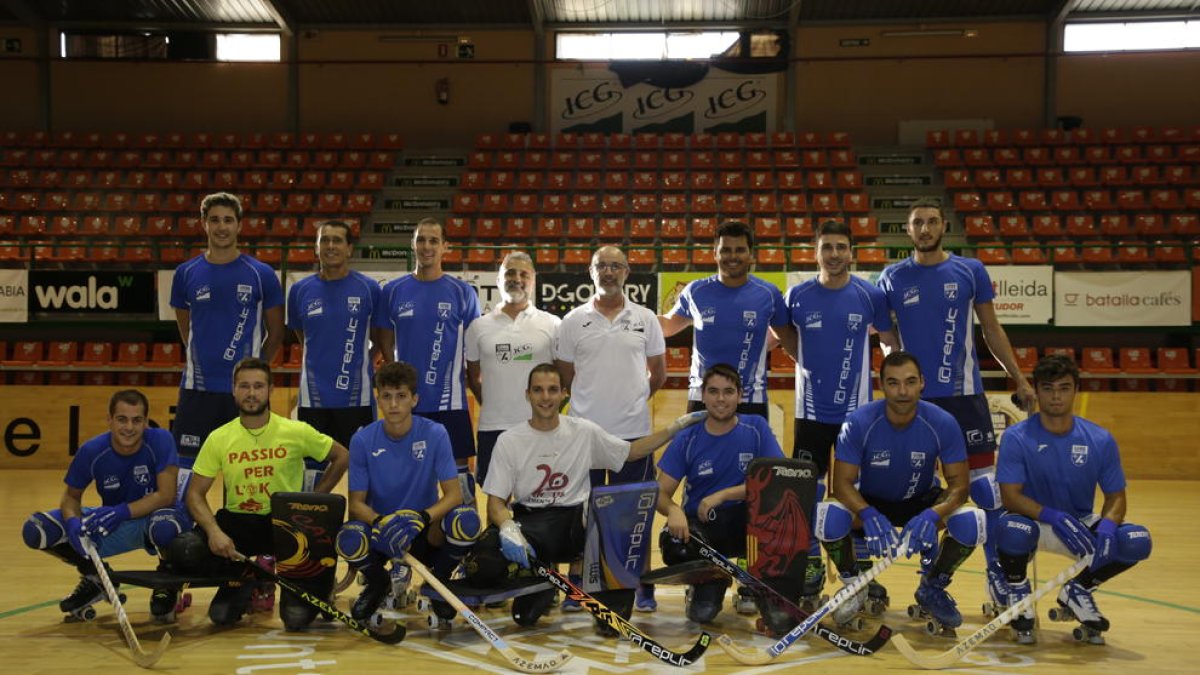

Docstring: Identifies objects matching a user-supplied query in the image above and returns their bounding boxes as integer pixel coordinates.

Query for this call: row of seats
[932,145,1200,167]
[927,127,1200,148]
[459,168,865,192]
[0,190,376,215]
[973,240,1194,266]
[0,214,361,239]
[1032,345,1197,392]
[945,165,1199,188]
[449,191,871,216]
[476,130,853,151]
[467,148,857,170]
[444,215,880,243]
[0,168,387,191]
[951,188,1199,213]
[963,213,1200,239]
[0,240,318,265]
[0,130,404,151]
[0,148,396,170]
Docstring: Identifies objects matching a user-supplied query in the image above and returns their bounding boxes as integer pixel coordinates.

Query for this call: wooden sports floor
[4,468,1197,675]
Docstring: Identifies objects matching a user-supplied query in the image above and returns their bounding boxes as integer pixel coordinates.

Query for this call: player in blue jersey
[22,389,189,621]
[170,192,285,459]
[335,361,480,623]
[816,352,984,633]
[995,355,1152,644]
[656,363,784,626]
[287,219,385,460]
[659,220,795,420]
[877,198,1035,612]
[376,217,481,471]
[781,220,899,607]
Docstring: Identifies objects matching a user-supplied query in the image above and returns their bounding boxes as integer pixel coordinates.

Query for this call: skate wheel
[925,620,939,636]
[79,606,97,622]
[116,593,127,605]
[427,615,450,630]
[982,601,997,618]
[907,604,922,619]
[1048,607,1067,622]
[866,599,887,616]
[416,597,430,612]
[1072,627,1085,642]
[368,613,386,630]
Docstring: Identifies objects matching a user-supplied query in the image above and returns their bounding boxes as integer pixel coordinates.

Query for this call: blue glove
[1038,507,1095,558]
[499,519,534,569]
[1091,518,1118,571]
[859,506,898,558]
[84,503,131,538]
[372,509,429,558]
[66,517,88,557]
[899,508,941,558]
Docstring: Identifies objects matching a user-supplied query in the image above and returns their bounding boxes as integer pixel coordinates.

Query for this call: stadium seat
[1119,347,1159,374]
[2,340,43,366]
[1012,243,1048,264]
[79,341,113,366]
[1012,346,1038,373]
[975,242,1011,265]
[41,341,78,366]
[1158,347,1195,374]
[147,343,182,367]
[1081,348,1119,374]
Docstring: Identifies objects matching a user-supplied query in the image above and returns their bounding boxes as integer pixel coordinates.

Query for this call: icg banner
[29,270,155,316]
[1055,271,1191,327]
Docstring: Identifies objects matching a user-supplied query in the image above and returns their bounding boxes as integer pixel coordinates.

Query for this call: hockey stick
[715,537,910,665]
[532,558,712,667]
[404,554,573,672]
[891,556,1090,669]
[81,538,172,668]
[238,554,406,644]
[689,536,893,657]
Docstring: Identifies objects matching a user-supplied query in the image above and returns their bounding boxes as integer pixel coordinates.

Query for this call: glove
[66,517,88,557]
[669,410,707,434]
[899,508,941,558]
[859,506,898,558]
[1038,507,1095,558]
[372,509,429,558]
[1091,518,1118,571]
[499,519,534,569]
[83,503,131,538]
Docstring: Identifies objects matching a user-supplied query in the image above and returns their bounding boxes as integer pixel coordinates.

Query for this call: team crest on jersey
[133,465,150,486]
[347,296,362,314]
[437,302,451,319]
[911,452,926,468]
[902,287,920,307]
[1070,444,1088,466]
[412,440,426,460]
[236,284,252,305]
[869,450,890,468]
[102,475,120,490]
[805,311,822,329]
[700,307,717,325]
[305,299,324,317]
[194,285,211,302]
[847,313,863,333]
[738,452,754,472]
[742,310,757,328]
[697,459,714,476]
[395,301,416,318]
[618,318,646,333]
[495,342,533,363]
[943,282,958,300]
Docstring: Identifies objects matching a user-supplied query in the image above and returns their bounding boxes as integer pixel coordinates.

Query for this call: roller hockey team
[20,194,1153,668]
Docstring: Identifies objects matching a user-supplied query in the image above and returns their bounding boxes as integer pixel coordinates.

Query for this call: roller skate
[209,579,254,626]
[864,580,889,616]
[149,586,183,623]
[1003,578,1037,645]
[1049,580,1108,645]
[830,572,868,630]
[982,563,1010,619]
[249,555,276,613]
[352,567,390,625]
[634,583,657,613]
[908,571,962,638]
[685,580,727,624]
[560,574,583,613]
[798,557,828,612]
[60,574,120,622]
[382,563,416,611]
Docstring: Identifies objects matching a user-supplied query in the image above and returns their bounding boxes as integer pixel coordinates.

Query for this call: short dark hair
[201,191,243,220]
[906,198,945,223]
[527,362,562,390]
[233,356,272,384]
[1032,354,1080,388]
[815,219,852,244]
[414,217,445,239]
[375,360,418,392]
[702,363,742,391]
[318,219,355,246]
[715,220,755,249]
[108,389,149,417]
[880,350,922,379]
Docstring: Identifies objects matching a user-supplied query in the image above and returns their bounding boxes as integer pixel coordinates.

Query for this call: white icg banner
[0,269,28,322]
[1055,271,1191,326]
[988,265,1053,325]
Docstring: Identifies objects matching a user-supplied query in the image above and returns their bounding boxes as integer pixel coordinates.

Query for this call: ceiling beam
[259,0,295,36]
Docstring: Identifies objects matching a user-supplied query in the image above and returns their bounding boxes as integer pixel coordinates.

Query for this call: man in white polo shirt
[466,251,561,487]
[555,244,667,611]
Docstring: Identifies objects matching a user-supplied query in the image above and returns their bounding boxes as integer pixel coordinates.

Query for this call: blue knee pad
[813,501,852,542]
[969,472,1001,511]
[442,505,482,549]
[945,507,987,546]
[1115,524,1152,564]
[147,507,191,552]
[336,520,372,565]
[996,514,1040,556]
[23,511,66,550]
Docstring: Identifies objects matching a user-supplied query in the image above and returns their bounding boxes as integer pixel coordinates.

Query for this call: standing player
[877,199,1035,611]
[22,390,188,620]
[659,220,794,419]
[555,245,666,610]
[781,219,897,607]
[816,352,983,633]
[466,251,559,486]
[376,217,480,472]
[336,361,480,622]
[184,357,349,630]
[468,363,705,635]
[995,355,1152,644]
[170,192,284,458]
[655,364,784,626]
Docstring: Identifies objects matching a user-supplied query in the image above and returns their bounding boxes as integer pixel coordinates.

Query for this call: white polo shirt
[555,296,665,439]
[465,303,561,431]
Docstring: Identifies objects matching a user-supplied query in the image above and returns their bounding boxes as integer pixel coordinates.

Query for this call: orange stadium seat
[1158,347,1195,374]
[1119,347,1159,374]
[1081,348,1119,374]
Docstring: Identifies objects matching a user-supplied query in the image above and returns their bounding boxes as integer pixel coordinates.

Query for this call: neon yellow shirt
[193,413,333,515]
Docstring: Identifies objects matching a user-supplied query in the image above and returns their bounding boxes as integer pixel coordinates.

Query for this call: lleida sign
[29,270,155,314]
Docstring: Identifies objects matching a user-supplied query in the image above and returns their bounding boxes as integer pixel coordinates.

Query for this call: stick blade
[889,633,956,669]
[374,623,408,645]
[131,632,171,669]
[500,648,574,673]
[715,634,773,665]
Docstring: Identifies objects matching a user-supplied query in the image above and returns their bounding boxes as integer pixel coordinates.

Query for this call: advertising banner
[0,269,27,322]
[29,270,155,316]
[988,265,1053,325]
[1055,271,1191,327]
[538,272,658,317]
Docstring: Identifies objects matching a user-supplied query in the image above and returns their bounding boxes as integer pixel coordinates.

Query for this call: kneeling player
[656,364,784,626]
[996,355,1152,644]
[817,352,983,634]
[335,361,480,623]
[468,363,705,635]
[183,357,349,629]
[23,389,189,620]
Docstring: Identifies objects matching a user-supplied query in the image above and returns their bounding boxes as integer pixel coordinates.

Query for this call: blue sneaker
[635,584,657,613]
[561,574,583,613]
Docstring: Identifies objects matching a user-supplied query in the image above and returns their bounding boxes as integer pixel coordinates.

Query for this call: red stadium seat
[1119,347,1159,374]
[1081,348,1119,374]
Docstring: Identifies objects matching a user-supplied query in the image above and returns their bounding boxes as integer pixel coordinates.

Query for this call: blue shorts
[415,409,476,461]
[926,393,996,464]
[173,388,238,457]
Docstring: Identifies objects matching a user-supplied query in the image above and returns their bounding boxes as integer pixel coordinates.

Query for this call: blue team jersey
[658,415,783,516]
[64,427,178,506]
[877,255,994,397]
[836,399,967,502]
[996,415,1125,519]
[787,277,892,423]
[287,271,383,409]
[670,275,789,404]
[376,274,480,413]
[170,254,283,393]
[348,417,458,516]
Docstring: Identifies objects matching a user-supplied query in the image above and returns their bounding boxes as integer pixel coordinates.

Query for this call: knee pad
[969,471,1002,511]
[336,520,372,565]
[23,511,66,550]
[165,530,229,576]
[996,514,1040,556]
[659,528,695,566]
[1115,524,1152,564]
[813,501,853,542]
[458,472,477,506]
[148,507,191,552]
[945,506,987,546]
[463,527,509,587]
[442,505,482,548]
